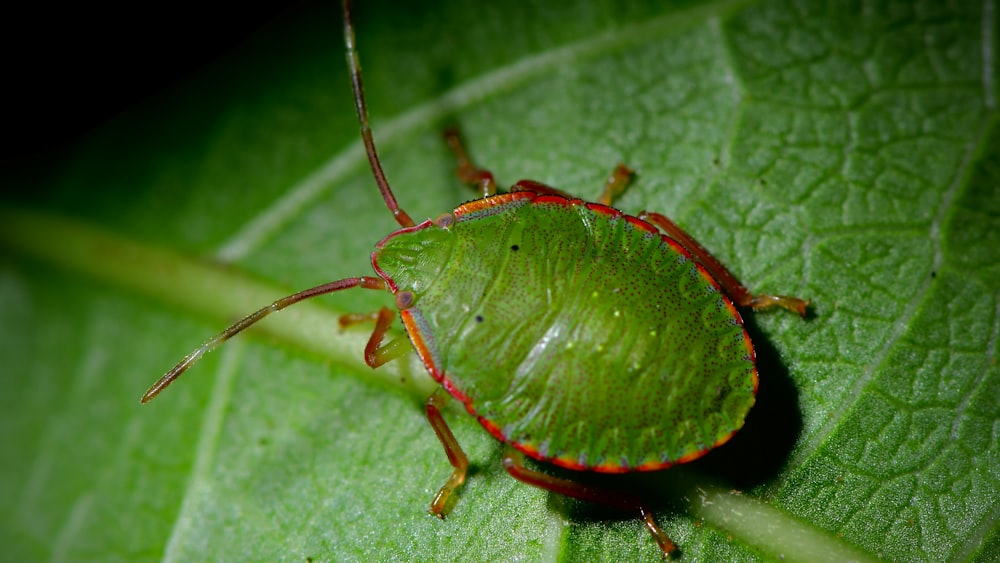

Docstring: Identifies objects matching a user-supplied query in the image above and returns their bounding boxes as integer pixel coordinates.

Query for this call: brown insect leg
[337,311,380,327]
[596,163,634,206]
[443,126,579,200]
[426,388,470,517]
[338,306,410,368]
[511,179,576,199]
[502,446,676,556]
[444,127,497,197]
[639,211,808,316]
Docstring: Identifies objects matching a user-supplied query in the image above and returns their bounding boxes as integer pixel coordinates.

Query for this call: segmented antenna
[342,0,415,228]
[141,277,386,403]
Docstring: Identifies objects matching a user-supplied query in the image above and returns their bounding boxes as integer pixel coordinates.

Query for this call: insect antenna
[141,276,386,403]
[342,0,415,228]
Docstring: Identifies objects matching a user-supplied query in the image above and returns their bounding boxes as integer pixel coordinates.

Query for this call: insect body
[380,192,757,472]
[143,0,808,556]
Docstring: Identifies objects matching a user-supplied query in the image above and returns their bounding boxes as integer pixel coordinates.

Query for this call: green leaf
[2,0,997,561]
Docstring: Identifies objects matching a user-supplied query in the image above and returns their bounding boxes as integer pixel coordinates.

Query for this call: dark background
[2,2,303,165]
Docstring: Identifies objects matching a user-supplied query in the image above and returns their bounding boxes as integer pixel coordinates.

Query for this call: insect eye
[395,290,415,309]
[434,212,456,228]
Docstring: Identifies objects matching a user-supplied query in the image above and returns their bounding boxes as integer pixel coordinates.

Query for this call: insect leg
[337,311,381,327]
[596,163,634,206]
[338,306,410,368]
[426,388,470,518]
[511,179,575,199]
[444,127,497,197]
[501,446,676,556]
[514,162,632,201]
[639,211,808,316]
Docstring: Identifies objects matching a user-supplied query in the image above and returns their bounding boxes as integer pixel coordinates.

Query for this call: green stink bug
[142,0,808,556]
